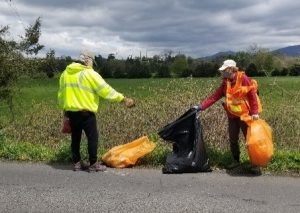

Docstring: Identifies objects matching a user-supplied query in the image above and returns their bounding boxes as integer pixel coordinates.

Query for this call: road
[0,162,299,213]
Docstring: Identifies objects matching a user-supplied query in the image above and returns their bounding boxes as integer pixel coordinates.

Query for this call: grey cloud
[18,0,100,9]
[1,0,299,57]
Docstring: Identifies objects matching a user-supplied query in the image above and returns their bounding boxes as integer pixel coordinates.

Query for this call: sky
[1,0,300,59]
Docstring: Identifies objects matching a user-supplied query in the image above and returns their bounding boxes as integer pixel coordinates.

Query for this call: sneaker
[227,160,240,170]
[88,163,107,172]
[249,166,262,176]
[73,161,89,171]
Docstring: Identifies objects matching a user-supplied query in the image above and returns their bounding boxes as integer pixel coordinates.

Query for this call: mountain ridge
[201,45,300,60]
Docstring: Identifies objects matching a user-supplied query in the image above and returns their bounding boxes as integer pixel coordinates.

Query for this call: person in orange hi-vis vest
[193,59,262,175]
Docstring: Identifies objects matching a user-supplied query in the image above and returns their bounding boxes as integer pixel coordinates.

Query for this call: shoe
[73,161,89,171]
[249,166,262,176]
[227,160,240,170]
[88,163,107,172]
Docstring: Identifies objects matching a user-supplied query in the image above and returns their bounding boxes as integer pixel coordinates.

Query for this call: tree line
[2,18,299,83]
[1,19,300,100]
[41,49,300,79]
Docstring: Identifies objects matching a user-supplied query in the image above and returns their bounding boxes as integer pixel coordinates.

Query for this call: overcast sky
[1,0,300,59]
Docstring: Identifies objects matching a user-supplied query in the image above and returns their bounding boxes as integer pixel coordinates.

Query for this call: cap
[79,50,96,61]
[218,59,237,71]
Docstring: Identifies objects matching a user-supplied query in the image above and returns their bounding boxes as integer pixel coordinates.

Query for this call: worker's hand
[123,97,135,108]
[252,114,259,120]
[192,105,202,112]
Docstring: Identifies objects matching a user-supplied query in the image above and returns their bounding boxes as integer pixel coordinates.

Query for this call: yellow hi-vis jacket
[58,63,124,112]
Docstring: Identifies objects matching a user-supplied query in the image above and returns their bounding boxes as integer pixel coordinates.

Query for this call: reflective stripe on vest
[226,71,261,118]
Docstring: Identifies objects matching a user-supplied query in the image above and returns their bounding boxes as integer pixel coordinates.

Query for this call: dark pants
[228,117,248,162]
[67,111,99,165]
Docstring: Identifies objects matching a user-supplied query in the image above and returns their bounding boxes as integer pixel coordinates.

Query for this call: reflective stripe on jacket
[200,71,260,118]
[225,71,262,118]
[58,63,124,112]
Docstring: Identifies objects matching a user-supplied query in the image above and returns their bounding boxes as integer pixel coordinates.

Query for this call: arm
[87,70,124,102]
[200,81,225,110]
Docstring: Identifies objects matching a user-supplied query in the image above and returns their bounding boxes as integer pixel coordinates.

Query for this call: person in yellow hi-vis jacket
[58,50,135,172]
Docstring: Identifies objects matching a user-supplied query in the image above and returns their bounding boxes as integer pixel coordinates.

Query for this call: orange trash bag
[102,136,156,168]
[245,119,273,167]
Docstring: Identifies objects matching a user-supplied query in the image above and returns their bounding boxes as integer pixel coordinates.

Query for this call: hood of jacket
[65,62,88,74]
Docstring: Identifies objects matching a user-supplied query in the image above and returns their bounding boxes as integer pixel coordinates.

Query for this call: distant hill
[272,45,300,57]
[201,51,236,60]
[200,45,300,60]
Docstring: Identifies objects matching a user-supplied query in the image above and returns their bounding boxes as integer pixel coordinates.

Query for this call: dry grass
[4,77,299,152]
[1,77,299,173]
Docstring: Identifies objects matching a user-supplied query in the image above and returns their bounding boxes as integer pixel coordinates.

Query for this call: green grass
[1,138,298,175]
[0,76,299,175]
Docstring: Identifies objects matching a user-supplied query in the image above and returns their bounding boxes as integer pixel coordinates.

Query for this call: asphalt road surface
[0,162,299,213]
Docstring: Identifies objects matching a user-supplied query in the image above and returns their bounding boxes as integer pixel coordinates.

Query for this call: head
[218,59,238,79]
[79,50,95,67]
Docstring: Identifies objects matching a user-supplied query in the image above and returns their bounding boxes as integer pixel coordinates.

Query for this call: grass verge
[1,136,299,176]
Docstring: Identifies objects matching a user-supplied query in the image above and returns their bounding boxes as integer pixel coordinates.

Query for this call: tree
[43,49,56,78]
[193,61,218,77]
[162,50,173,64]
[140,62,151,78]
[180,68,193,77]
[101,63,113,78]
[94,54,104,70]
[271,68,281,76]
[125,57,134,78]
[246,63,258,76]
[20,17,44,55]
[280,67,289,76]
[289,64,300,76]
[156,63,171,78]
[126,58,151,78]
[255,50,274,75]
[56,56,73,73]
[187,56,194,67]
[111,60,126,78]
[247,45,274,76]
[107,53,115,61]
[0,18,44,122]
[233,51,251,70]
[0,26,23,121]
[170,54,188,77]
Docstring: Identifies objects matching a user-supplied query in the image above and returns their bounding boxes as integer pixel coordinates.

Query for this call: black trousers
[228,117,248,162]
[67,111,98,165]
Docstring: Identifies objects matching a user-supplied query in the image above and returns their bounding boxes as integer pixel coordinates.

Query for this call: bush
[289,64,300,76]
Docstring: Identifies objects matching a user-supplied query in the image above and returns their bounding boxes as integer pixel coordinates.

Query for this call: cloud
[1,0,299,58]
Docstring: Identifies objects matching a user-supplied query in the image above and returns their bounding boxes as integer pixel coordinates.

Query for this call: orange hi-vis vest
[226,71,262,120]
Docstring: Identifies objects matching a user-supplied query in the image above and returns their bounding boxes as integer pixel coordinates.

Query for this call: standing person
[58,50,135,172]
[194,59,261,173]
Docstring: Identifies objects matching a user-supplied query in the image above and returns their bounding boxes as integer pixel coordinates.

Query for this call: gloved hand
[252,114,259,120]
[192,105,202,112]
[123,97,135,108]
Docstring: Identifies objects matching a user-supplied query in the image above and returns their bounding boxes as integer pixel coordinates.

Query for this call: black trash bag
[158,108,211,174]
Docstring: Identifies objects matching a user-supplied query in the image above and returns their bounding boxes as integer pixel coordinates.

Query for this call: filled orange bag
[245,119,273,167]
[102,136,156,168]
